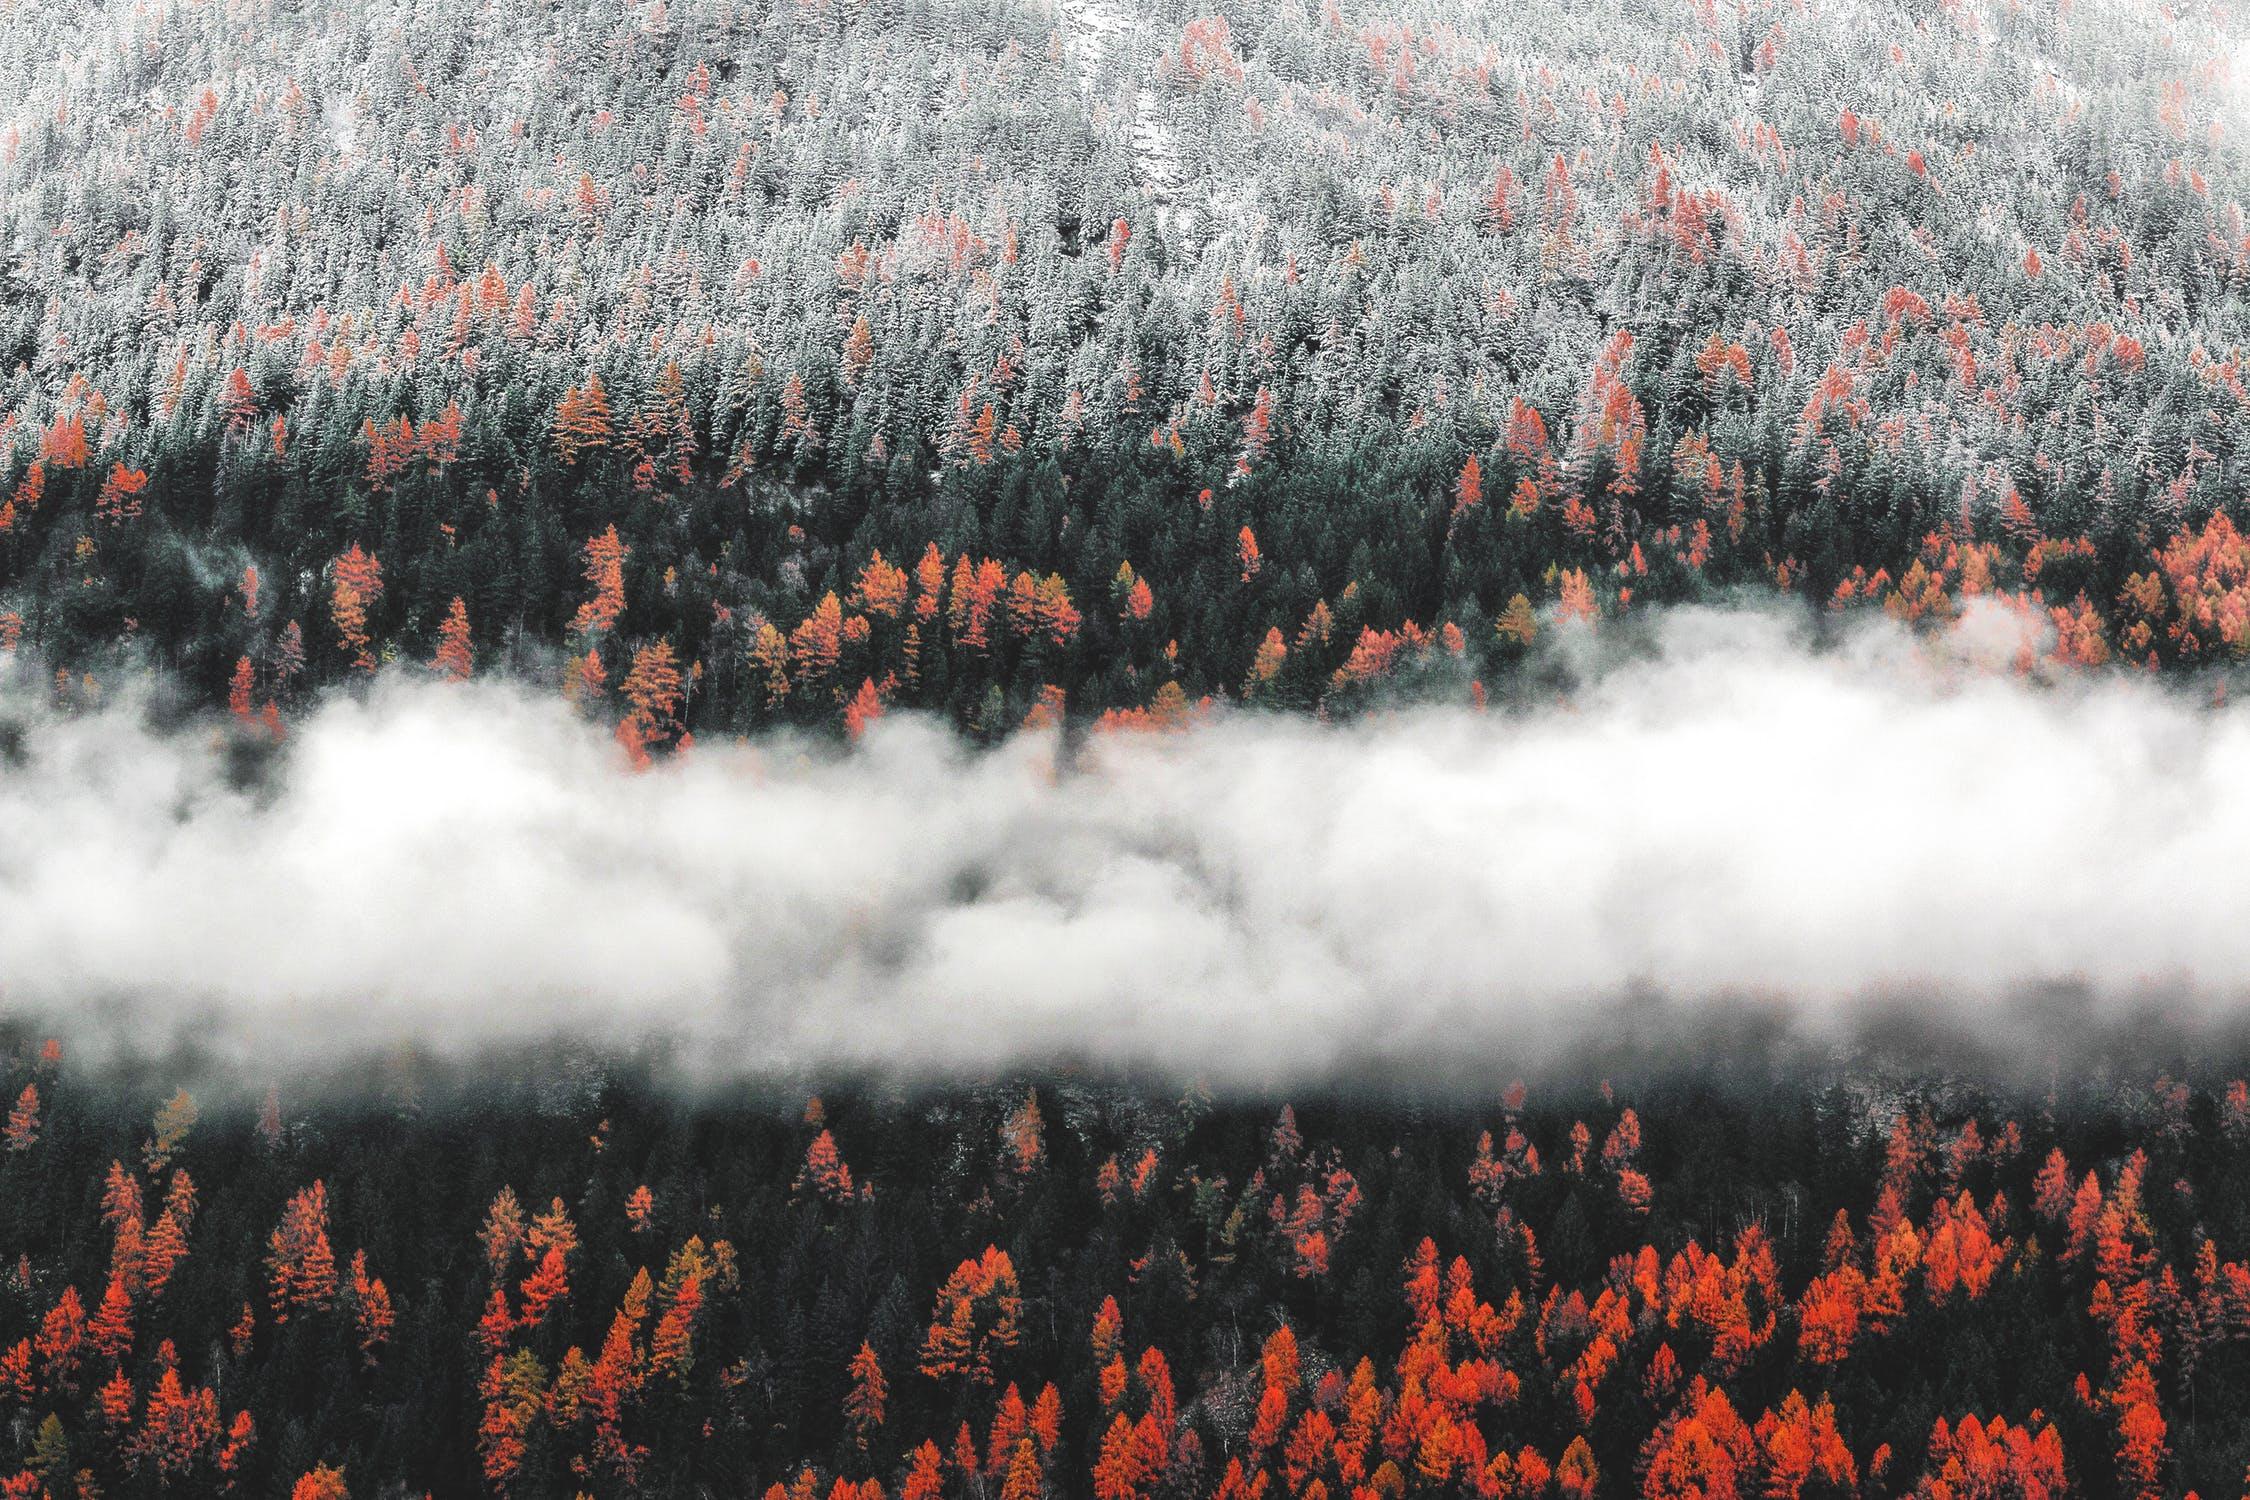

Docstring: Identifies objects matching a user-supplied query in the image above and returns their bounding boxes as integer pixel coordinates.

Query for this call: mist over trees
[3,0,2250,742]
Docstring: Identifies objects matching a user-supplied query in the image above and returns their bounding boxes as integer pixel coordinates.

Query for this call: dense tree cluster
[0,1043,2248,1494]
[4,0,2250,739]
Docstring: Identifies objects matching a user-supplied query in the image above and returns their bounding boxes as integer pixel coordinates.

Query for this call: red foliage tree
[348,1250,393,1366]
[266,1182,338,1323]
[919,1247,1022,1387]
[432,596,473,680]
[571,527,629,637]
[329,545,384,672]
[844,1342,887,1450]
[3,1087,37,1154]
[555,374,616,463]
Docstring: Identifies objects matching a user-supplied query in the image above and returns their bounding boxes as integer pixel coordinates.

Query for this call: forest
[4,0,2250,751]
[0,1041,2242,1497]
[9,0,2250,1491]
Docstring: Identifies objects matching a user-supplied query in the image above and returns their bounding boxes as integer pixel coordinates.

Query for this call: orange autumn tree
[39,413,89,469]
[571,526,629,637]
[141,1193,190,1302]
[1641,1379,1755,1499]
[948,557,1006,650]
[220,369,259,431]
[843,678,886,740]
[919,1247,1022,1388]
[478,1350,542,1488]
[37,1285,87,1392]
[794,1130,860,1205]
[850,550,910,619]
[1006,572,1081,646]
[646,1262,705,1382]
[228,656,256,722]
[1752,1390,1855,1498]
[141,1364,226,1476]
[479,1187,527,1269]
[266,1182,338,1323]
[4,1086,37,1153]
[844,1342,887,1450]
[555,373,615,463]
[790,593,846,684]
[348,1251,393,1367]
[291,1464,348,1500]
[1092,1345,1180,1499]
[329,545,383,672]
[517,1245,570,1328]
[88,1272,131,1363]
[616,638,684,763]
[432,597,473,680]
[94,463,147,525]
[1912,1413,2065,1498]
[1454,453,1484,516]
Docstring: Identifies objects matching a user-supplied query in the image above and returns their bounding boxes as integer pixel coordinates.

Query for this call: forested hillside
[14,0,2250,1492]
[5,0,2250,744]
[0,1048,2246,1498]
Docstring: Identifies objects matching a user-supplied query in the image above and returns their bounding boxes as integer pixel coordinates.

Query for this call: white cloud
[0,605,2241,1083]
